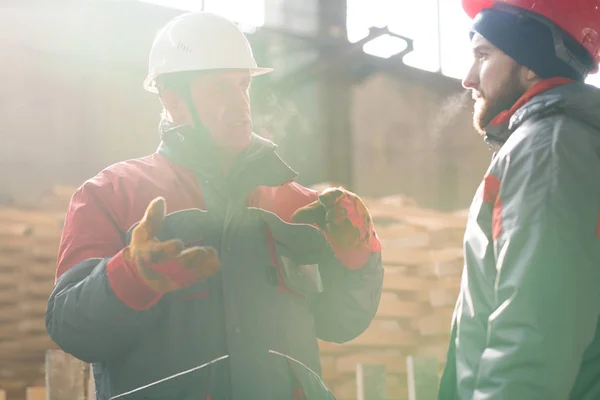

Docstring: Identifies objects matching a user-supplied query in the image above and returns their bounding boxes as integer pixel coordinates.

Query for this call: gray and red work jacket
[45,132,384,400]
[439,79,600,400]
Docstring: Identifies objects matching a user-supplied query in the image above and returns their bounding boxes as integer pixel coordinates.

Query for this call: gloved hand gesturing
[292,187,380,253]
[123,197,220,294]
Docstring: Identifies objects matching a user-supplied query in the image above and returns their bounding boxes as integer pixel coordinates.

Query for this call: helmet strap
[180,87,218,150]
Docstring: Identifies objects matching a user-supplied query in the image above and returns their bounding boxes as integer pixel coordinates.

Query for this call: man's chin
[215,134,252,155]
[473,102,489,136]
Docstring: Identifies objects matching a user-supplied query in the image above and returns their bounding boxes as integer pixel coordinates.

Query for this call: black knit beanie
[471,6,594,81]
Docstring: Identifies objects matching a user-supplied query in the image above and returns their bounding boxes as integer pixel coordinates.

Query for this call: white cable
[109,355,229,399]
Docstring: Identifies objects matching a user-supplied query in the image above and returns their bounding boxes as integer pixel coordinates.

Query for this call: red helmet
[462,0,600,74]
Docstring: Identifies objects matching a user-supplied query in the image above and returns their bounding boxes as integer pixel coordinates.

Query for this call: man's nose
[462,62,479,89]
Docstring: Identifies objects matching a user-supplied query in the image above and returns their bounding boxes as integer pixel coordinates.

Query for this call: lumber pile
[0,186,74,400]
[320,194,466,400]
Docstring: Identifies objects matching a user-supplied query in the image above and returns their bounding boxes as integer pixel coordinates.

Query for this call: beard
[473,67,527,135]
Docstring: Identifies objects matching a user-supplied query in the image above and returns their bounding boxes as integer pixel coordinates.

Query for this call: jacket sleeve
[46,180,163,363]
[312,247,384,343]
[471,121,600,399]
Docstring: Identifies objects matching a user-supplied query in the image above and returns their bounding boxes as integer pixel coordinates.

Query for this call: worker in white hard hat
[45,11,384,400]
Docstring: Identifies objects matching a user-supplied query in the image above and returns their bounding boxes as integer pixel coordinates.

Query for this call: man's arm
[291,186,384,343]
[471,121,600,399]
[46,180,163,363]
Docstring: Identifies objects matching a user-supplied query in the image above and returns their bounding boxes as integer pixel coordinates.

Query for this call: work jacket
[46,131,384,400]
[439,80,600,400]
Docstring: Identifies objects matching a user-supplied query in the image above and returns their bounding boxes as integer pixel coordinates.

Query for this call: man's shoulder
[509,110,599,161]
[79,154,167,193]
[68,154,179,231]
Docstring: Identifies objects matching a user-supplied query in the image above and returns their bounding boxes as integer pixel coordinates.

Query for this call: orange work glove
[292,187,381,253]
[123,197,220,293]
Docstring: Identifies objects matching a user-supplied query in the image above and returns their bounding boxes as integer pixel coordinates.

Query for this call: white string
[109,350,330,399]
[268,349,323,382]
[109,355,229,399]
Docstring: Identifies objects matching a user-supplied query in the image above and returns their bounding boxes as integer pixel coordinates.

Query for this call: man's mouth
[472,91,482,101]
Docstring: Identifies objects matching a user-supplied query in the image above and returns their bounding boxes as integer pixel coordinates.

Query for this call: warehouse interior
[2,0,598,399]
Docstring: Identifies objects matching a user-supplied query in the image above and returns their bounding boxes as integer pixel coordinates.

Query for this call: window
[346,0,600,88]
[347,0,441,72]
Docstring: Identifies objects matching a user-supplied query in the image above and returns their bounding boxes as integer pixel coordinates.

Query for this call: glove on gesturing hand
[123,197,220,294]
[291,187,380,253]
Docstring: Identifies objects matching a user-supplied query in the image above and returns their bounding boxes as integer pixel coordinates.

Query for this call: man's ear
[520,67,542,90]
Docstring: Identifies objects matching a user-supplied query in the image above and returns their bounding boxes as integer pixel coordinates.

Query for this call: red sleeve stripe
[483,173,503,241]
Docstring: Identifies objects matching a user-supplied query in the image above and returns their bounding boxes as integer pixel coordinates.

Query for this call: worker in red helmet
[438,1,600,399]
[45,11,383,400]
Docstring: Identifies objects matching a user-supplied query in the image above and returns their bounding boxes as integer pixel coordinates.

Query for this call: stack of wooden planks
[0,186,73,399]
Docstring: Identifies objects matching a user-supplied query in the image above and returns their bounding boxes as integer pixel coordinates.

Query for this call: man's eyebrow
[473,43,493,53]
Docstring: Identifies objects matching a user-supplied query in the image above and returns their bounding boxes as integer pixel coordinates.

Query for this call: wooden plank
[16,317,48,334]
[431,259,463,278]
[18,299,54,317]
[0,209,64,226]
[0,379,28,391]
[25,262,57,280]
[45,349,85,400]
[320,356,340,382]
[407,356,439,400]
[428,288,460,308]
[377,292,424,319]
[0,389,6,400]
[26,387,47,400]
[318,340,354,355]
[31,245,60,263]
[382,247,463,267]
[415,343,450,365]
[356,364,387,400]
[332,374,408,400]
[364,203,467,230]
[376,225,431,251]
[428,228,465,248]
[375,223,427,239]
[336,350,408,374]
[0,223,34,237]
[349,328,417,348]
[0,362,44,378]
[18,280,55,298]
[383,269,429,292]
[411,308,454,337]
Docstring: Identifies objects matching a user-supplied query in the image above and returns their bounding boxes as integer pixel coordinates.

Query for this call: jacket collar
[157,127,298,195]
[484,77,574,146]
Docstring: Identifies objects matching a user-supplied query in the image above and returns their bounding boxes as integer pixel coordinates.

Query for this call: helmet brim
[143,67,274,93]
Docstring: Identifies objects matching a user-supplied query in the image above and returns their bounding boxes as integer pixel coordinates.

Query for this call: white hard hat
[143,11,273,93]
